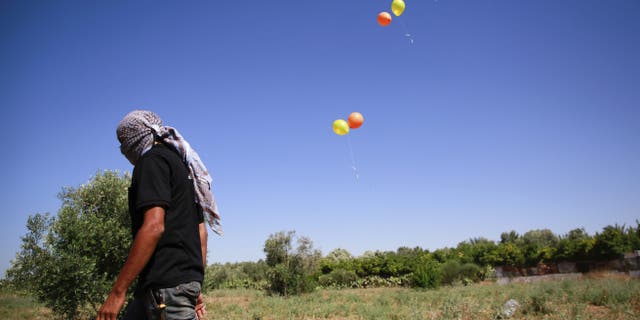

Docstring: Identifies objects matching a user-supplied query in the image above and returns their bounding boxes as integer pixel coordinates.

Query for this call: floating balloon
[348,112,364,129]
[391,0,405,16]
[377,12,392,26]
[333,119,349,136]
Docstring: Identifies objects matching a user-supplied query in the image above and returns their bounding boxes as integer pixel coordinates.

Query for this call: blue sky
[1,0,639,276]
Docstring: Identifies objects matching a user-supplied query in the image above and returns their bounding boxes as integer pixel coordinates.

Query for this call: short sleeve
[134,153,171,210]
[196,205,204,224]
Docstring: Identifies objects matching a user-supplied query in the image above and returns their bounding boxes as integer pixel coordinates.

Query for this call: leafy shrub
[5,171,131,319]
[203,261,269,291]
[411,259,441,289]
[522,290,553,315]
[459,262,483,284]
[440,260,462,285]
[263,231,320,296]
[318,268,358,288]
[439,260,483,286]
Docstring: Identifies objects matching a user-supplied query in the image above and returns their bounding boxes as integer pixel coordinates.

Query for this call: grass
[2,277,639,319]
[0,290,52,320]
[203,277,640,320]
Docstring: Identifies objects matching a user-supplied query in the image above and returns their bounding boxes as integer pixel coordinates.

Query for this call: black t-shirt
[129,143,204,291]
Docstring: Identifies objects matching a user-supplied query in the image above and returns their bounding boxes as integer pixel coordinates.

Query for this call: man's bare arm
[196,222,208,320]
[199,222,208,267]
[96,207,165,320]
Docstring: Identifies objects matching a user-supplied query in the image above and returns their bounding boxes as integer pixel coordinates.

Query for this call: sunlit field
[2,276,638,319]
[0,291,51,320]
[203,277,640,320]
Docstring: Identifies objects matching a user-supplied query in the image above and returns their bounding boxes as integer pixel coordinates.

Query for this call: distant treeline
[3,171,639,318]
[205,223,640,294]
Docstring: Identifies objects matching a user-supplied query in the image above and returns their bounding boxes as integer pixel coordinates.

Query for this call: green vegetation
[4,171,132,319]
[4,170,640,318]
[196,277,640,319]
[263,231,321,296]
[3,277,638,319]
[204,223,639,293]
[0,288,51,319]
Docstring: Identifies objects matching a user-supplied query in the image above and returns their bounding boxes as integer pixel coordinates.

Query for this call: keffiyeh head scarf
[117,110,222,236]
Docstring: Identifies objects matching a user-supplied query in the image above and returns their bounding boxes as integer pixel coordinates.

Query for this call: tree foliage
[591,224,635,260]
[410,254,441,289]
[203,261,269,291]
[230,223,640,295]
[519,229,559,266]
[556,228,594,261]
[6,171,131,319]
[263,230,321,296]
[259,223,639,293]
[8,169,640,308]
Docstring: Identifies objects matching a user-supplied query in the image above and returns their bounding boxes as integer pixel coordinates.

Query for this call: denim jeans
[122,281,201,320]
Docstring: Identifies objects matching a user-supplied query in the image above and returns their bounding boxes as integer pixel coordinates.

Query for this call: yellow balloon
[332,119,349,136]
[391,0,405,16]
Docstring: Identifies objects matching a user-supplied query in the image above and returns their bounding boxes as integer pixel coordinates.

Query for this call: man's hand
[96,291,126,320]
[195,293,207,320]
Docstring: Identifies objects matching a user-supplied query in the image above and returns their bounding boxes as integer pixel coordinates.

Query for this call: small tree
[320,248,354,275]
[263,230,321,296]
[325,248,353,263]
[494,242,525,267]
[5,171,131,319]
[590,225,632,260]
[318,269,358,288]
[5,213,54,295]
[556,228,595,261]
[628,221,640,251]
[456,237,498,266]
[500,231,520,244]
[411,254,441,289]
[519,229,559,266]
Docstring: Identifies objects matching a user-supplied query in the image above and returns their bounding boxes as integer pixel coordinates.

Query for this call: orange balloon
[377,12,392,26]
[348,112,364,129]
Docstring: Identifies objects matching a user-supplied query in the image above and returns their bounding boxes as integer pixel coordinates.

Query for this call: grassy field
[0,291,51,320]
[2,276,639,319]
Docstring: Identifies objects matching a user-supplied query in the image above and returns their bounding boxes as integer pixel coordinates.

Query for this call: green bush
[439,260,483,286]
[459,262,482,284]
[522,288,553,315]
[263,231,320,296]
[203,261,269,291]
[5,171,131,319]
[440,260,462,285]
[318,268,358,288]
[410,258,441,289]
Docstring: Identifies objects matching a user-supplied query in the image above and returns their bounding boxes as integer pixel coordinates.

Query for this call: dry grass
[0,292,52,320]
[200,277,640,320]
[2,276,638,319]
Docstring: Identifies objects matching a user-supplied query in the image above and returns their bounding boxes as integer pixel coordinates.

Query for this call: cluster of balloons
[378,0,406,27]
[333,112,364,136]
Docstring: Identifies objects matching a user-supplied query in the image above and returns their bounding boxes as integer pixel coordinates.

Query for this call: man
[97,110,222,320]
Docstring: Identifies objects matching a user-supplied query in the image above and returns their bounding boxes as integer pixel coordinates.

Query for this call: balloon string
[346,135,359,181]
[400,19,414,45]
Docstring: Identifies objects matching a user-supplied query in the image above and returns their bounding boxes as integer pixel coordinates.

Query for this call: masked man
[97,110,222,320]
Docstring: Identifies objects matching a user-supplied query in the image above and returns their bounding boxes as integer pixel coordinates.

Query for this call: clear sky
[1,0,639,276]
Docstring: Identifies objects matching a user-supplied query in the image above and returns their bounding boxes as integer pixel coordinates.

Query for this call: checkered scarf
[117,110,222,236]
